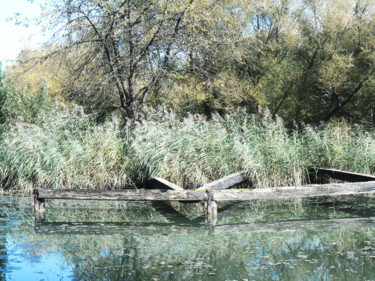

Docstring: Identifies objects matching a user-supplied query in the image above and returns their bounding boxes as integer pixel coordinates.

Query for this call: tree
[285,0,375,123]
[16,0,375,124]
[37,0,211,123]
[223,0,375,124]
[154,0,263,117]
[7,49,70,97]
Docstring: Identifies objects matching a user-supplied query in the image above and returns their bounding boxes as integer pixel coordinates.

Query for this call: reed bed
[0,104,131,192]
[2,104,375,191]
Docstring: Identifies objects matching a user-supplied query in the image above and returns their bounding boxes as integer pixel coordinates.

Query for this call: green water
[1,194,375,280]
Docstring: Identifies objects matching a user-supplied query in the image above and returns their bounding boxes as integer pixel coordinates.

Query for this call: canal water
[1,194,375,280]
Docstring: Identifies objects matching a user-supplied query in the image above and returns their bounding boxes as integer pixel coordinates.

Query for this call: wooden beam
[35,180,375,203]
[147,177,184,191]
[316,168,375,182]
[196,171,248,191]
[212,181,375,201]
[34,188,206,202]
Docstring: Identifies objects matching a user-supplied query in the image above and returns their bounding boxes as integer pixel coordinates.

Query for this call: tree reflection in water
[1,195,375,280]
[33,225,375,281]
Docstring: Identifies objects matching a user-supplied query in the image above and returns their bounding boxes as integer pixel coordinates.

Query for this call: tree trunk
[324,83,363,122]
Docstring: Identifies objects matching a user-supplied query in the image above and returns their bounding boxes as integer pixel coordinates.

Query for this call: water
[1,194,375,280]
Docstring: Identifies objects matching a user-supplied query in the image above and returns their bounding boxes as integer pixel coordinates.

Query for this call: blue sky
[0,0,47,68]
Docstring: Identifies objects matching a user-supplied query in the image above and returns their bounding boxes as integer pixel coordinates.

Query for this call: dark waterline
[1,194,375,280]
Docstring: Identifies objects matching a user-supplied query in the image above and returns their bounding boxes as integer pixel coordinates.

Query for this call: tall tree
[226,0,375,123]
[40,0,203,123]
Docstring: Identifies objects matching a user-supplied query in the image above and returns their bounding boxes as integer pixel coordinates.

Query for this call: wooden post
[33,189,45,213]
[205,189,217,227]
[34,209,45,222]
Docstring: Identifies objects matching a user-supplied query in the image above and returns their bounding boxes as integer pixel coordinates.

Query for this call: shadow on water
[1,194,375,280]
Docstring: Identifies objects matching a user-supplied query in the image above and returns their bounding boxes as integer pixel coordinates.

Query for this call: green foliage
[9,0,375,124]
[5,83,54,126]
[156,0,375,124]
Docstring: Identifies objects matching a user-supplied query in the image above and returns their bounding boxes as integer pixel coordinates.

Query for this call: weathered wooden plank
[34,181,375,203]
[34,216,375,235]
[147,177,184,191]
[196,171,248,191]
[34,188,206,202]
[212,181,375,201]
[317,168,375,182]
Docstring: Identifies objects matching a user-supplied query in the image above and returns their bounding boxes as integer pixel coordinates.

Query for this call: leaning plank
[317,168,375,182]
[35,188,206,202]
[196,171,248,191]
[212,181,375,201]
[147,177,184,191]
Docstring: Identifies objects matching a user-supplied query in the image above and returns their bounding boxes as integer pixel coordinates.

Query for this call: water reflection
[0,228,6,280]
[31,226,375,281]
[1,195,375,280]
[34,217,375,235]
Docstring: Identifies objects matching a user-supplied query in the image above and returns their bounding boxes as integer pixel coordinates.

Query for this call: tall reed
[302,121,375,174]
[2,104,375,191]
[132,109,308,188]
[0,103,132,192]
